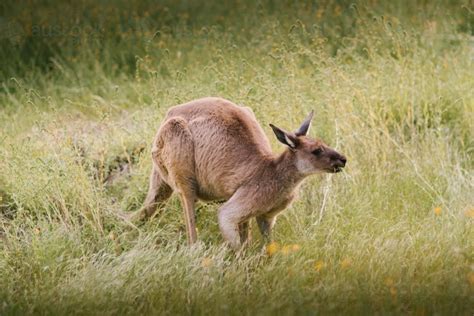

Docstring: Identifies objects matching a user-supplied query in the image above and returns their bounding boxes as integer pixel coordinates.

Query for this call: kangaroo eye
[312,148,323,156]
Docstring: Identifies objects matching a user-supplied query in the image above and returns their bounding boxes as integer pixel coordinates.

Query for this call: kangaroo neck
[269,149,306,188]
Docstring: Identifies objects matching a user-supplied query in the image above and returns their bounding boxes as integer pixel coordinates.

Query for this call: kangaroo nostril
[339,156,347,166]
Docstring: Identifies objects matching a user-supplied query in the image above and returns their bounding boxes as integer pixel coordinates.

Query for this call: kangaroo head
[269,111,347,175]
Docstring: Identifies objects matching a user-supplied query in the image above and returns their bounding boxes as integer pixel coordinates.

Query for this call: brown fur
[136,97,346,249]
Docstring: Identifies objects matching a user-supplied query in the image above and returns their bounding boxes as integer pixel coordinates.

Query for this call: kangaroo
[135,97,346,249]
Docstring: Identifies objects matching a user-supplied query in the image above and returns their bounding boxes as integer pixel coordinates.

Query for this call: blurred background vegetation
[0,0,473,315]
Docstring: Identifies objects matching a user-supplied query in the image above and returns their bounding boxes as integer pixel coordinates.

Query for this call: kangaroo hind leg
[138,167,173,221]
[157,117,198,245]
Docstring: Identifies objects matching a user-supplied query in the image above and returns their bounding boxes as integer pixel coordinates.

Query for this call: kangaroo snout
[331,152,347,172]
[337,154,347,167]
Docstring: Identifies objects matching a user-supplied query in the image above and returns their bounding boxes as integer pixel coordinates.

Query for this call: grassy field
[1,0,473,314]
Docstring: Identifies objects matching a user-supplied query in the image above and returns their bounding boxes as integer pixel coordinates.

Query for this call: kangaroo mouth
[333,166,343,173]
[327,166,344,173]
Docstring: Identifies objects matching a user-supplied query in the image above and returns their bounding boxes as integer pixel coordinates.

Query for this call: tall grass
[0,0,473,314]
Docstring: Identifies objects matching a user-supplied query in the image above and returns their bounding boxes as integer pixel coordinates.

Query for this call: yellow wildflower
[384,277,394,287]
[281,244,300,255]
[390,286,397,299]
[340,258,352,269]
[468,272,474,286]
[464,208,474,218]
[281,245,291,255]
[201,257,213,268]
[434,207,442,215]
[291,244,301,251]
[266,242,279,256]
[314,260,325,272]
[315,8,324,20]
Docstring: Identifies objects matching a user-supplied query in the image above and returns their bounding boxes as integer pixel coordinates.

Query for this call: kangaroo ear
[295,110,314,136]
[269,124,298,149]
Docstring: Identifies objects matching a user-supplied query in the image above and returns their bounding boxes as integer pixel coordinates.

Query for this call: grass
[0,0,473,314]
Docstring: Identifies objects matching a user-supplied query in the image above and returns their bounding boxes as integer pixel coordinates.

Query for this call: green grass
[0,0,473,314]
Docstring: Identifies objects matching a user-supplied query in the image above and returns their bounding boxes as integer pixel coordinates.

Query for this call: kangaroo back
[163,97,273,200]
